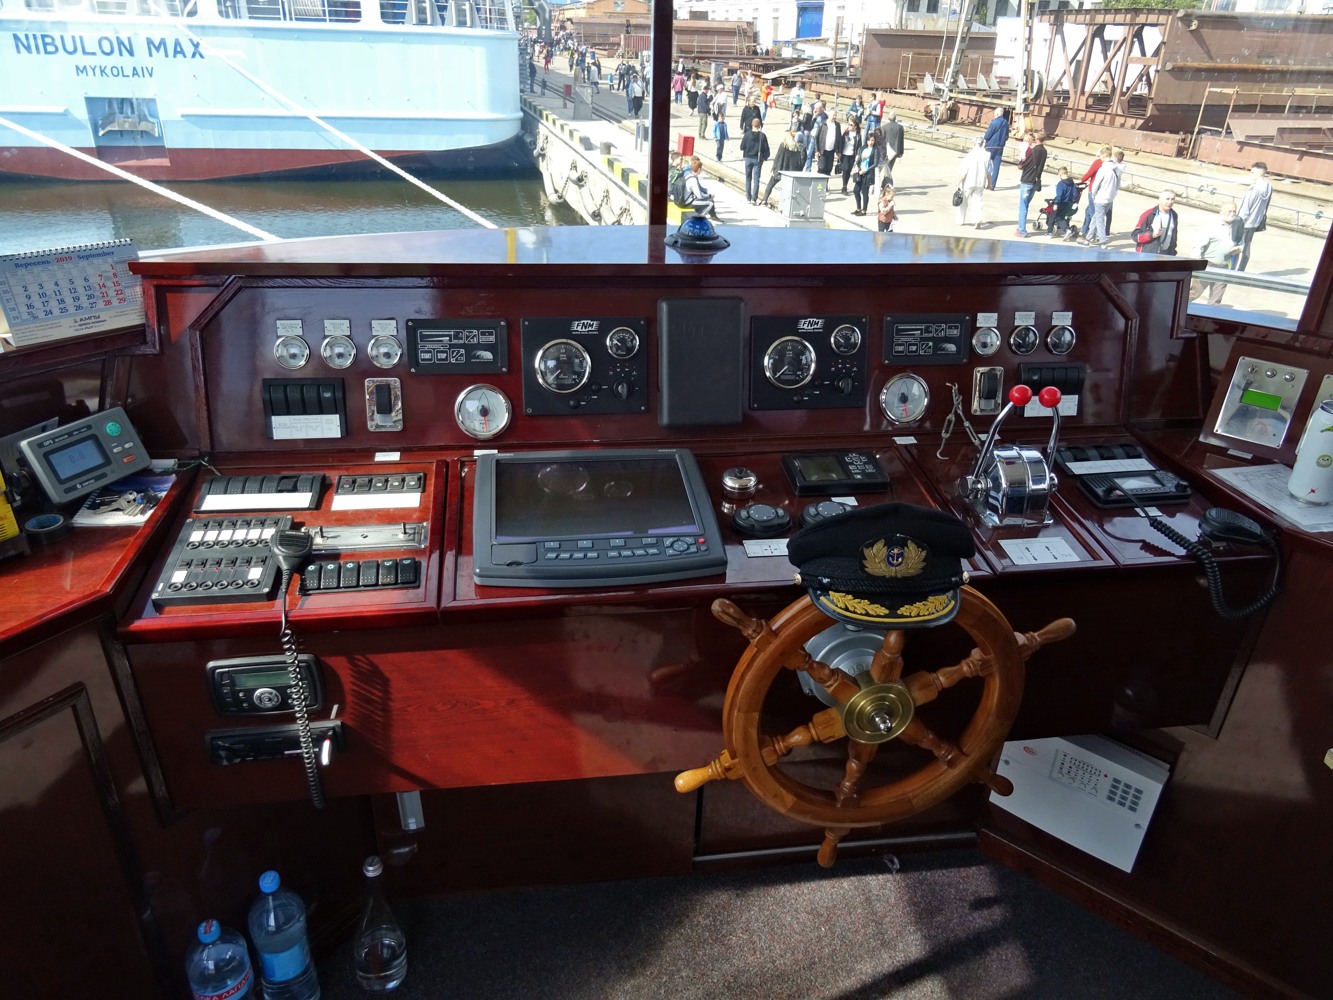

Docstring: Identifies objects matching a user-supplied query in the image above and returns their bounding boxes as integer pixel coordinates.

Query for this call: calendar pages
[0,240,144,349]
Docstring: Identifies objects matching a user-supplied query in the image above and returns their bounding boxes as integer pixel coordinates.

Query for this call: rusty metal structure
[1028,9,1333,179]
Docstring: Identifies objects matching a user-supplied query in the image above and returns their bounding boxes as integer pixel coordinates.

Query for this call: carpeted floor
[318,850,1244,999]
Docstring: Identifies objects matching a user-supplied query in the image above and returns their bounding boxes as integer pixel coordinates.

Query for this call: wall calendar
[0,239,144,349]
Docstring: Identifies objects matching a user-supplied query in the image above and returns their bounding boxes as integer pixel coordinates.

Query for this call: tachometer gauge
[454,384,512,440]
[830,323,862,356]
[763,336,816,389]
[534,339,591,393]
[606,326,640,359]
[321,334,356,369]
[274,335,310,370]
[368,334,403,368]
[880,373,930,424]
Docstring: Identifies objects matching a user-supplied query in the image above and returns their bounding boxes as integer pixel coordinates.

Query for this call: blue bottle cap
[197,919,221,944]
[259,870,280,894]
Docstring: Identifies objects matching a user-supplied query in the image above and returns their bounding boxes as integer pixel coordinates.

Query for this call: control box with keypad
[151,516,292,606]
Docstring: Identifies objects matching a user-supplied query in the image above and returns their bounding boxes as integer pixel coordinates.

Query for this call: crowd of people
[525,41,1280,303]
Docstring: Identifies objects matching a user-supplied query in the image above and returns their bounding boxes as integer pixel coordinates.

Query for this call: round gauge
[534,339,591,394]
[1047,325,1076,355]
[1009,325,1040,355]
[830,323,863,356]
[880,373,930,424]
[273,335,310,370]
[605,326,640,359]
[972,327,1001,357]
[454,384,512,440]
[368,334,403,369]
[763,336,816,389]
[321,334,356,369]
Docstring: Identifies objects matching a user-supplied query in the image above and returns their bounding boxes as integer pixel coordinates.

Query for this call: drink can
[1288,398,1333,504]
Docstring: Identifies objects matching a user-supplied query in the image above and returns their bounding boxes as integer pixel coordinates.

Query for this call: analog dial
[454,384,512,440]
[1010,325,1040,355]
[534,339,592,393]
[274,335,310,370]
[321,334,356,369]
[1047,325,1076,355]
[368,334,403,368]
[972,327,1001,357]
[763,336,816,389]
[830,323,863,356]
[880,373,930,424]
[605,326,640,359]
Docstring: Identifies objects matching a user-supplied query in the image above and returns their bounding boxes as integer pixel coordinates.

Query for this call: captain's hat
[787,502,975,629]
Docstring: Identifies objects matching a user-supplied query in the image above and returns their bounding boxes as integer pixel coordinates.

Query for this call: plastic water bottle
[353,855,407,991]
[248,870,321,1000]
[185,919,255,1000]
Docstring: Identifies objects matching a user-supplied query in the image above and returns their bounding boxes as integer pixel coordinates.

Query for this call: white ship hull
[0,0,523,181]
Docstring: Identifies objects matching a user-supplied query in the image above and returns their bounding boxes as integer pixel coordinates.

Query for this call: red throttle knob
[1038,386,1062,409]
[1008,385,1033,406]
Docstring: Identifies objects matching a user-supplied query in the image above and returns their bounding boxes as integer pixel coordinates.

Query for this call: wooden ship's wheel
[676,588,1075,866]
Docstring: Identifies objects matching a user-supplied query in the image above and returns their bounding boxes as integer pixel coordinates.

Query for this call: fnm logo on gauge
[569,320,599,333]
[796,318,825,332]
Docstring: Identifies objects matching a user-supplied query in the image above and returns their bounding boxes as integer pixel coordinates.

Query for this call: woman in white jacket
[956,138,990,228]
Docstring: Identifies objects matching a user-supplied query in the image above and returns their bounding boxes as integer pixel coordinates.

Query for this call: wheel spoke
[818,739,879,867]
[902,645,993,708]
[869,629,906,683]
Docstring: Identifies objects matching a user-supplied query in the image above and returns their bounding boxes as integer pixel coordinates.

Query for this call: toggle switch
[365,378,403,432]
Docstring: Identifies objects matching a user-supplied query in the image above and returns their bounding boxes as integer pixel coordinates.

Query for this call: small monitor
[473,448,726,588]
[18,406,150,504]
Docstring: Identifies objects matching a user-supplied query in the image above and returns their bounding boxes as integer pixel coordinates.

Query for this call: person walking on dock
[1015,130,1047,237]
[877,180,897,232]
[1235,161,1273,271]
[740,116,771,205]
[1132,190,1180,256]
[1082,149,1124,246]
[956,137,989,229]
[816,109,840,176]
[837,116,862,195]
[671,70,685,105]
[697,85,712,138]
[628,74,645,119]
[1191,203,1242,305]
[881,112,905,186]
[761,130,804,208]
[712,114,730,162]
[852,137,877,216]
[982,106,1009,190]
[1073,145,1113,241]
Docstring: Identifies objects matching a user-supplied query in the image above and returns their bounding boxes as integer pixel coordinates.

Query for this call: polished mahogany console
[2,226,1327,1000]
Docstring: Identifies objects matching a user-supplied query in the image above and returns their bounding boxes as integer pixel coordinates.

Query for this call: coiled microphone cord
[1135,506,1281,620]
[279,567,324,809]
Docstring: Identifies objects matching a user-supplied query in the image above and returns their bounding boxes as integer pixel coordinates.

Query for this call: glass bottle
[353,855,407,992]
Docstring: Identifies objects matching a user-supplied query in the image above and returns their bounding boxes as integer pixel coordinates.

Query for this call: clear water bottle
[185,919,255,1000]
[247,870,321,1000]
[353,855,407,992]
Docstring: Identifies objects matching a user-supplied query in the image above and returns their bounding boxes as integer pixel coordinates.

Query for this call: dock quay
[522,63,1328,320]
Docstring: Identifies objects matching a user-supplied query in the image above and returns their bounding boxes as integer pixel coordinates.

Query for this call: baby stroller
[1033,197,1078,237]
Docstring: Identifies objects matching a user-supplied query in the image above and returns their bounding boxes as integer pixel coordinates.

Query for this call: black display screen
[494,456,700,541]
[473,448,726,588]
[45,436,110,484]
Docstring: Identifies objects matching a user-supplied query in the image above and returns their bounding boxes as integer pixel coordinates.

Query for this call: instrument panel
[188,275,1124,460]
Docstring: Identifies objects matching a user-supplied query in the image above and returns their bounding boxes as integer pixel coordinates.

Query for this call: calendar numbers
[0,240,143,347]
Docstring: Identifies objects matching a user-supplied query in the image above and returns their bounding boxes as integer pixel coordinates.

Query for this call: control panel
[520,317,649,416]
[749,315,869,410]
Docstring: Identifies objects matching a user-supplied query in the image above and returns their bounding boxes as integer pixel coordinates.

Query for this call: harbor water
[0,169,582,257]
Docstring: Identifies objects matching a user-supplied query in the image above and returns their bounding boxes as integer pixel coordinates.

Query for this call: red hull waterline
[0,138,531,182]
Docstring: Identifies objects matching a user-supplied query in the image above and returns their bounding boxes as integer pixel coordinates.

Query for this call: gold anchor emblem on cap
[862,538,926,579]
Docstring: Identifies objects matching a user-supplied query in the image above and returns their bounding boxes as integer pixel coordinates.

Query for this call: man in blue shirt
[982,107,1009,190]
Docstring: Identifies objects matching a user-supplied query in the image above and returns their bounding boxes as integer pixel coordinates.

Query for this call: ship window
[0,0,1329,334]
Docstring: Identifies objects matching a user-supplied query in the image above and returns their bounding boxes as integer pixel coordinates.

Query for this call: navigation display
[473,448,726,588]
